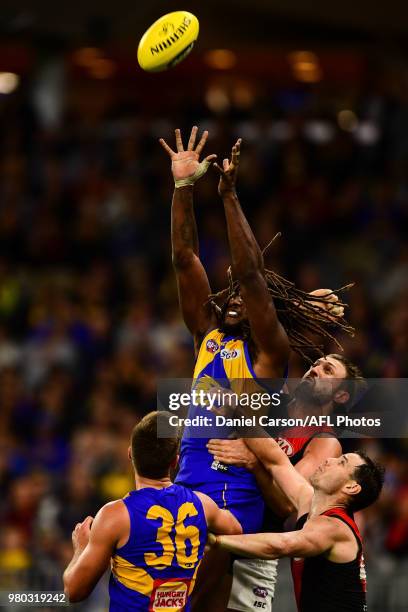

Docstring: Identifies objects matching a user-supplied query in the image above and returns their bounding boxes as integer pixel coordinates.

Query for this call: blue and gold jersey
[109,484,207,611]
[175,329,269,533]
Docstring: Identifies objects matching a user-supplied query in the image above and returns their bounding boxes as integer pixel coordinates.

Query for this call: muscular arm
[245,437,313,515]
[206,437,294,516]
[160,127,217,348]
[63,501,128,602]
[215,142,289,373]
[295,436,342,479]
[172,185,215,344]
[214,515,347,560]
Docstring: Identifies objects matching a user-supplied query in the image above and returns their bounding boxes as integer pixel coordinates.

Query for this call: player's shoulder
[308,512,356,543]
[95,499,129,525]
[90,499,130,547]
[192,490,215,513]
[305,435,342,456]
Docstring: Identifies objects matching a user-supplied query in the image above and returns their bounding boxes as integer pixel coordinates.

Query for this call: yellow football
[137,11,199,73]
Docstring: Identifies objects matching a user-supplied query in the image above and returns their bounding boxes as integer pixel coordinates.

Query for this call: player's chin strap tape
[175,159,212,188]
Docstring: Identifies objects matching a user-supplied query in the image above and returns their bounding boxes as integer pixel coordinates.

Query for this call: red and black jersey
[291,507,367,612]
[276,424,335,465]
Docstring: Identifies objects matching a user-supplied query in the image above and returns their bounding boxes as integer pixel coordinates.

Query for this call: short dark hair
[348,450,385,513]
[328,354,367,410]
[131,412,180,479]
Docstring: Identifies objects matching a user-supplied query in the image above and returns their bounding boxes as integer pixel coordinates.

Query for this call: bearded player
[207,353,366,611]
[210,435,384,612]
[159,127,352,611]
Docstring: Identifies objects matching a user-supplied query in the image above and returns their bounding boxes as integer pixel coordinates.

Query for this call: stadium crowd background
[0,4,408,611]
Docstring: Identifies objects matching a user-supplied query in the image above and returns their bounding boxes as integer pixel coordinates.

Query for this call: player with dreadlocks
[159,127,354,611]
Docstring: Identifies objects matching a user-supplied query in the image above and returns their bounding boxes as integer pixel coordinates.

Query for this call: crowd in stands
[0,75,407,609]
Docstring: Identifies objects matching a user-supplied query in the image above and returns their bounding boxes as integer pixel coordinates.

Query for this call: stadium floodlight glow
[204,49,237,70]
[73,47,103,67]
[88,59,116,79]
[205,85,230,112]
[288,50,322,83]
[293,64,322,83]
[0,72,19,94]
[232,83,255,109]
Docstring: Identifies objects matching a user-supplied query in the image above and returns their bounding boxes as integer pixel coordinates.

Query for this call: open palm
[160,126,216,182]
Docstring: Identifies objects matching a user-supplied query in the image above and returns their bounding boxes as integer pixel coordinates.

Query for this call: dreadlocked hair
[207,234,355,362]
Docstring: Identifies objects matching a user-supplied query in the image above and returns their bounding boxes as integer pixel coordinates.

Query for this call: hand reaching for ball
[159,126,217,185]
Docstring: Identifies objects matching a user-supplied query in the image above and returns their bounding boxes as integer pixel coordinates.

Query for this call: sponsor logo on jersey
[206,339,219,354]
[150,578,189,611]
[211,459,229,473]
[220,348,241,360]
[276,437,294,456]
[253,587,268,598]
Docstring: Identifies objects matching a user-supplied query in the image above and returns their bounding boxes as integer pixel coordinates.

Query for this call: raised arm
[160,127,217,349]
[245,437,313,515]
[214,141,289,375]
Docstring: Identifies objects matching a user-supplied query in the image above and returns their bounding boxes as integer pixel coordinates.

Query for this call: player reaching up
[207,353,366,612]
[210,436,384,612]
[63,411,242,611]
[159,127,353,610]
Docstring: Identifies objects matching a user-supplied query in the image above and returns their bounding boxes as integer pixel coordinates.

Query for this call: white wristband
[174,159,211,188]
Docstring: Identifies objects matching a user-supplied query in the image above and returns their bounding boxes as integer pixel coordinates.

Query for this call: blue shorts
[191,482,265,534]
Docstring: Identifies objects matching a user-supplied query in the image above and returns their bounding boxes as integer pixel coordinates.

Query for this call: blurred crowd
[0,69,408,610]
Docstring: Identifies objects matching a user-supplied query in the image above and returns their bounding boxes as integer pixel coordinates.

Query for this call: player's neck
[135,474,173,490]
[290,398,333,417]
[309,490,347,518]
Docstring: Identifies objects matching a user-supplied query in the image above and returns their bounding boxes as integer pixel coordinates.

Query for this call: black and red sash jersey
[291,507,367,612]
[275,425,335,465]
[262,425,335,531]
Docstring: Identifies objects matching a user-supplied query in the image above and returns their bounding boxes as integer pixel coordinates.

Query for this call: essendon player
[210,438,384,612]
[207,353,366,612]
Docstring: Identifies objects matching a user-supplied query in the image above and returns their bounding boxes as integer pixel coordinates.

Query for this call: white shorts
[228,557,278,612]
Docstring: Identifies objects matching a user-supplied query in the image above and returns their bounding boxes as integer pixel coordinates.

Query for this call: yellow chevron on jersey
[112,555,153,595]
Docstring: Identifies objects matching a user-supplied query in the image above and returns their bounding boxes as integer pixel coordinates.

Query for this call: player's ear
[343,480,361,497]
[333,388,349,405]
[128,446,132,462]
[170,454,179,470]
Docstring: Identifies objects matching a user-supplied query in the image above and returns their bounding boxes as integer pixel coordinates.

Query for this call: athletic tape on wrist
[175,159,211,188]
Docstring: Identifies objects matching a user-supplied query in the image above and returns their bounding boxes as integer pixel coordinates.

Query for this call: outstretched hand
[159,126,217,186]
[308,288,345,320]
[213,138,242,197]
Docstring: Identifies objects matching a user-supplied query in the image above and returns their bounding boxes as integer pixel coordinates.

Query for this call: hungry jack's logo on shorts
[149,578,190,611]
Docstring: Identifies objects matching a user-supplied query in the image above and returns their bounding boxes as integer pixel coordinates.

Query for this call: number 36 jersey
[109,484,207,611]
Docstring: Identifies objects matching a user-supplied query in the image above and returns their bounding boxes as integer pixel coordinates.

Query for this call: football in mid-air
[137,11,199,73]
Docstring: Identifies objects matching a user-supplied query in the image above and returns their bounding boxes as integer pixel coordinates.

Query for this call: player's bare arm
[210,514,357,561]
[213,140,290,376]
[245,436,313,514]
[295,436,342,479]
[196,491,243,535]
[63,500,129,602]
[207,437,294,516]
[160,127,217,350]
